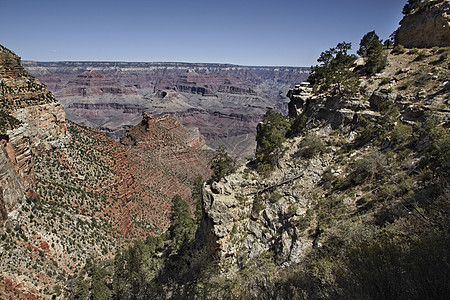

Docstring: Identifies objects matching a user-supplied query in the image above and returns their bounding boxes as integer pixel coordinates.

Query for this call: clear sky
[0,0,406,66]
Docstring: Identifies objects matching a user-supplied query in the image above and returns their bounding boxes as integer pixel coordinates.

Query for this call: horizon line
[22,59,311,69]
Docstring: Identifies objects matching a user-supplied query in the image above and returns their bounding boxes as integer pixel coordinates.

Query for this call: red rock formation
[0,45,212,298]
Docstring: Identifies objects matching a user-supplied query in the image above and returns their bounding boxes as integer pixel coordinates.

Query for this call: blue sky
[0,0,405,66]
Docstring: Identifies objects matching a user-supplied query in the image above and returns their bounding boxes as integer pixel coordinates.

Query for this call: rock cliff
[397,0,450,48]
[0,45,68,230]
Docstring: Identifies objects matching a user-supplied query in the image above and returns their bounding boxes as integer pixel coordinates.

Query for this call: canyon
[0,45,211,298]
[23,61,309,160]
[1,1,449,298]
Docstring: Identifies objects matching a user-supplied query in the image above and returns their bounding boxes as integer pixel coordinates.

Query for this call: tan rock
[397,0,450,48]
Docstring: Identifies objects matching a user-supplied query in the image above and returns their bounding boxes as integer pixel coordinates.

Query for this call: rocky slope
[23,61,309,160]
[199,47,449,282]
[63,45,449,299]
[0,45,211,299]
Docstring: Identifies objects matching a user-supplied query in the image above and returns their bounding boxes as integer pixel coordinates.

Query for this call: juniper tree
[308,42,360,97]
[255,109,291,173]
[358,31,387,75]
[210,145,236,182]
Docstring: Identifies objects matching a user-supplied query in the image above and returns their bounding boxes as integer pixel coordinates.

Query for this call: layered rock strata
[23,61,309,159]
[0,44,212,298]
[0,45,68,228]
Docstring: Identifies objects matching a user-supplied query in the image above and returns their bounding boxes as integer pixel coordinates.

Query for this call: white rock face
[200,139,334,272]
[12,102,68,152]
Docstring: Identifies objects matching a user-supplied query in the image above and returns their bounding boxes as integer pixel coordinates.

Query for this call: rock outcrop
[0,144,25,227]
[397,0,450,48]
[0,45,68,229]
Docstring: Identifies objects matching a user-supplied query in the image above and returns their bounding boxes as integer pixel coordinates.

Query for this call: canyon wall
[199,48,450,272]
[23,61,309,159]
[0,45,213,298]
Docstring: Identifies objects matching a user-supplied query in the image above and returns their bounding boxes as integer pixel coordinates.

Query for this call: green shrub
[414,50,429,61]
[379,77,390,85]
[338,233,450,299]
[391,122,413,146]
[210,145,236,182]
[344,152,387,186]
[439,50,449,61]
[296,134,328,159]
[252,196,266,214]
[269,192,283,203]
[392,44,406,54]
[286,114,306,137]
[407,48,419,54]
[0,110,21,134]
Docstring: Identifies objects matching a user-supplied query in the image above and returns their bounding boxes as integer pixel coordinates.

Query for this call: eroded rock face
[1,46,57,110]
[287,82,313,118]
[397,0,450,48]
[0,45,68,227]
[0,45,214,298]
[0,144,26,227]
[199,49,450,275]
[121,112,211,189]
[63,70,138,97]
[200,152,327,270]
[12,102,67,152]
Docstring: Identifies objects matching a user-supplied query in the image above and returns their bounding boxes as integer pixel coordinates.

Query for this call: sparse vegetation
[392,44,407,54]
[296,134,328,159]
